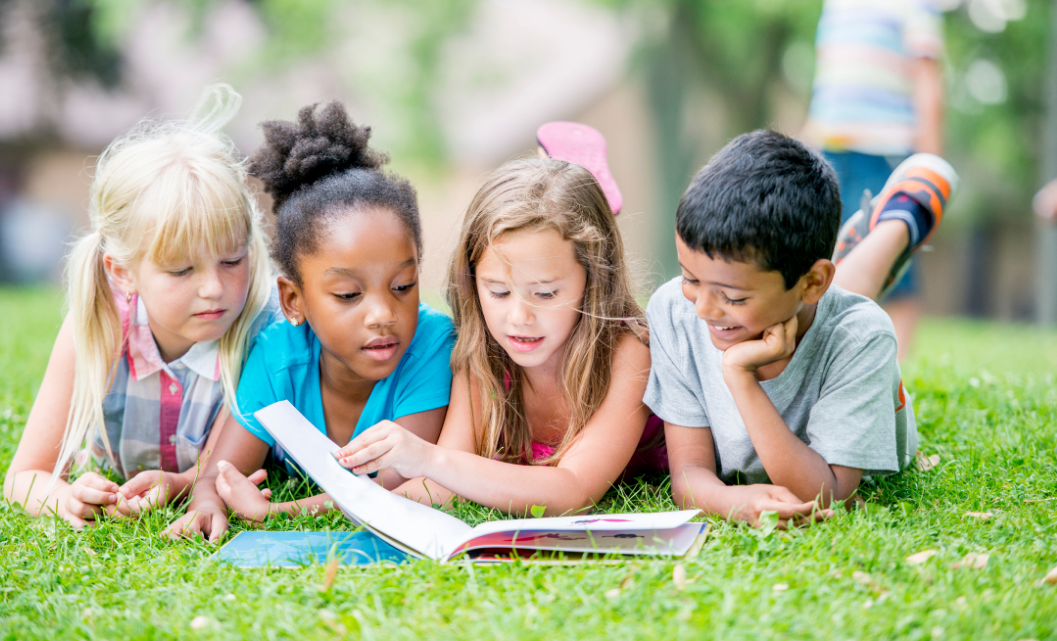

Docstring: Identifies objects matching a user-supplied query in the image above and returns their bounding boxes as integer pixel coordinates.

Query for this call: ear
[277,276,305,326]
[799,259,835,306]
[103,254,137,297]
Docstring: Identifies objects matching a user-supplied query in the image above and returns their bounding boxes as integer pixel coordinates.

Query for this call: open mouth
[507,335,544,353]
[707,324,741,338]
[362,337,400,361]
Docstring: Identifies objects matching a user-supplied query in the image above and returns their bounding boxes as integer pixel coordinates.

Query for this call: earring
[289,317,300,326]
[125,292,132,304]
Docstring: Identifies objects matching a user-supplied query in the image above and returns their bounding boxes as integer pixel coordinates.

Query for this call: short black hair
[248,102,421,285]
[676,129,840,289]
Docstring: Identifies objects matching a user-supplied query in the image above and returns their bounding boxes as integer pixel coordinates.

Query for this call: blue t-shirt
[234,303,455,464]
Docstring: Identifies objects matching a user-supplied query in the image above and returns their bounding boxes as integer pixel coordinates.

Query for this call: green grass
[2,287,1056,640]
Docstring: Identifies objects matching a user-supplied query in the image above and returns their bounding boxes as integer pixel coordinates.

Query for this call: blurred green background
[0,0,1052,320]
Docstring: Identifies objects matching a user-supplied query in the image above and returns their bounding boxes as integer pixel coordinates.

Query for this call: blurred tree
[605,0,1051,290]
[0,0,476,164]
[607,0,823,281]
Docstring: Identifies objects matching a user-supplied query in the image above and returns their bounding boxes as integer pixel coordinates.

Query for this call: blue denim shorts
[823,150,918,301]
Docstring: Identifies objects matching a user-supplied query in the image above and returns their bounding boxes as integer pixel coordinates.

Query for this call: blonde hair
[55,84,272,481]
[448,158,647,465]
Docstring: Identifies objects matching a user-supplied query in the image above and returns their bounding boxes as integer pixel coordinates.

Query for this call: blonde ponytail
[55,232,122,478]
[52,84,271,483]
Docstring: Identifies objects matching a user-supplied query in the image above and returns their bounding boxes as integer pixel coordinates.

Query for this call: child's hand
[59,472,122,528]
[725,483,831,528]
[163,503,229,543]
[334,421,435,480]
[214,461,274,522]
[721,315,798,378]
[115,470,194,516]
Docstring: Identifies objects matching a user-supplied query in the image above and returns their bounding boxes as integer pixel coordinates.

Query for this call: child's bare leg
[833,220,909,301]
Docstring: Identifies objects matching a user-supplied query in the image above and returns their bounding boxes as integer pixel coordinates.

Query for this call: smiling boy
[645,130,956,526]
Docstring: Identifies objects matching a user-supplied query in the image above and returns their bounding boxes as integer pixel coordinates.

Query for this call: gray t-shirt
[644,278,916,484]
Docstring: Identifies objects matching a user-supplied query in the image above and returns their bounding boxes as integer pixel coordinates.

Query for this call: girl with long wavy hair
[334,156,665,515]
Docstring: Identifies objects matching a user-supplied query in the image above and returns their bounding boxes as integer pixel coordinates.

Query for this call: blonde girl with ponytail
[3,85,279,528]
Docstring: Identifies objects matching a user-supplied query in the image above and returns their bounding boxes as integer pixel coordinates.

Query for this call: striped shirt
[89,286,280,479]
[804,0,944,157]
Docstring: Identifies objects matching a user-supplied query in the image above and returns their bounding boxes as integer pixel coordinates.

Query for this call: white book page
[254,401,472,560]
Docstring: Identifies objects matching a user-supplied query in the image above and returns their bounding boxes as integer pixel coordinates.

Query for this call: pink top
[529,414,668,478]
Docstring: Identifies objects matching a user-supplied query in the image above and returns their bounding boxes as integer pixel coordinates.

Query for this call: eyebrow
[678,263,748,291]
[479,277,559,286]
[325,259,416,277]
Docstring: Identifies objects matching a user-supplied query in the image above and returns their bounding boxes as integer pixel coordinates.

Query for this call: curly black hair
[248,102,422,285]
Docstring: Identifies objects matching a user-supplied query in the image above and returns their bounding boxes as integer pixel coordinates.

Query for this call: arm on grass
[346,334,653,515]
[164,414,271,541]
[5,315,81,520]
[215,406,448,521]
[666,422,832,527]
[3,315,146,526]
[6,317,248,527]
[721,317,862,506]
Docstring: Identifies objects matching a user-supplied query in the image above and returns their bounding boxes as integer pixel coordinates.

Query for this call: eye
[334,292,361,301]
[681,276,698,286]
[169,267,193,277]
[222,256,245,267]
[721,291,747,305]
[488,290,510,299]
[535,290,557,300]
[393,281,416,293]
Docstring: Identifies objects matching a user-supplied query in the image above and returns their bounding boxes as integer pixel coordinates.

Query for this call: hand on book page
[255,402,705,564]
[333,420,435,479]
[254,401,471,560]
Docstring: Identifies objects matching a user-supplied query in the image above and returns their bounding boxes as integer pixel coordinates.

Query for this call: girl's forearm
[5,469,70,518]
[271,492,336,517]
[183,473,227,513]
[419,447,595,515]
[394,477,457,508]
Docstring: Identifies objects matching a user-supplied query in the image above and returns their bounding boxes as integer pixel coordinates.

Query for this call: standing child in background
[651,130,957,527]
[165,103,455,541]
[333,153,665,516]
[3,85,279,528]
[802,0,946,359]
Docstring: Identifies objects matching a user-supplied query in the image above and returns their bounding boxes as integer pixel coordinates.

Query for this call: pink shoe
[537,121,623,215]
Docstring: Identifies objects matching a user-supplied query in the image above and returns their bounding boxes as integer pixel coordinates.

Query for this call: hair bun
[250,102,389,210]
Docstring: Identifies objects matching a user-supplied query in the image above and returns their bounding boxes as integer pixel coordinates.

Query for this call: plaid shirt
[89,287,279,479]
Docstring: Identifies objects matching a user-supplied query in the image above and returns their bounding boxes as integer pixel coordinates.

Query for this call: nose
[694,290,723,322]
[364,292,397,329]
[197,266,224,300]
[509,294,535,327]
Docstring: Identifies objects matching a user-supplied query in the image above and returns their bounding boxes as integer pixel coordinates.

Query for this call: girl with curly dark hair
[166,102,455,541]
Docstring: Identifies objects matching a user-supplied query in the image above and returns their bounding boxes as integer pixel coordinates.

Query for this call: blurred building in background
[0,0,1050,321]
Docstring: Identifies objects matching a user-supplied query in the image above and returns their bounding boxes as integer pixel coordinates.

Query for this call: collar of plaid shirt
[120,294,221,382]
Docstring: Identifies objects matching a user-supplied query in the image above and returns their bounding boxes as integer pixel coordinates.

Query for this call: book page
[445,511,701,560]
[458,510,700,540]
[449,522,705,560]
[254,401,472,560]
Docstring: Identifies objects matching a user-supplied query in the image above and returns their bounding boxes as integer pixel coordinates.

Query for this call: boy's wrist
[722,365,761,393]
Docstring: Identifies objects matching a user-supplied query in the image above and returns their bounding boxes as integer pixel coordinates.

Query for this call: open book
[254,401,705,562]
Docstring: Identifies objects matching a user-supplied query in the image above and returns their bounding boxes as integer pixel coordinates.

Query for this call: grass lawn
[1,286,1055,640]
